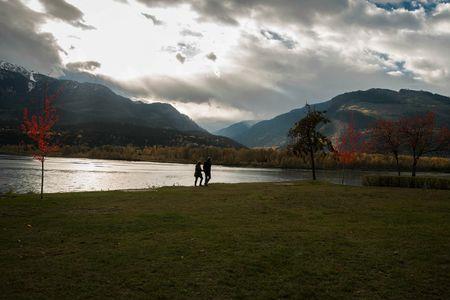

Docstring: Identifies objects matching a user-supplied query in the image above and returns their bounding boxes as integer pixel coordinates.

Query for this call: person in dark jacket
[203,157,212,186]
[194,162,203,186]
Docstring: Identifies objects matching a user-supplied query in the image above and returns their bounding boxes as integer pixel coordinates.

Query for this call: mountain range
[2,61,449,150]
[214,120,258,140]
[216,89,450,147]
[0,61,241,148]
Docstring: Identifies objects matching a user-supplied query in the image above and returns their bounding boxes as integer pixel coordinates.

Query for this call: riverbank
[1,144,450,173]
[1,182,450,298]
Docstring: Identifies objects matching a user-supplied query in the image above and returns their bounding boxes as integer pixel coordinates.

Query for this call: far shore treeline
[1,144,449,173]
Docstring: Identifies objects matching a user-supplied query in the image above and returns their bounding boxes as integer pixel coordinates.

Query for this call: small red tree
[369,119,402,176]
[400,112,450,177]
[21,88,60,199]
[334,118,365,184]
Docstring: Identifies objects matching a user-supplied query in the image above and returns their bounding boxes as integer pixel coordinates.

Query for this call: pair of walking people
[194,157,212,187]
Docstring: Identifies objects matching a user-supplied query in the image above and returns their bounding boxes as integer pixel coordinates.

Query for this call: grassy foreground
[1,182,450,299]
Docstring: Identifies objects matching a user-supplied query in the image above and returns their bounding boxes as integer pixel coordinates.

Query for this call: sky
[1,0,450,131]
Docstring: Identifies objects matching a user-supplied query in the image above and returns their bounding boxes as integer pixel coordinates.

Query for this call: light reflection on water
[1,155,448,194]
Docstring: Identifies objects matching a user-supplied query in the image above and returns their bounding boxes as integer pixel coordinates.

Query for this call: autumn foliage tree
[334,118,366,183]
[288,104,333,180]
[369,119,402,176]
[399,112,450,177]
[21,88,60,199]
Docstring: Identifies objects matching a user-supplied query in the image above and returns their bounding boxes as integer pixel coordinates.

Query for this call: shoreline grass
[1,182,450,299]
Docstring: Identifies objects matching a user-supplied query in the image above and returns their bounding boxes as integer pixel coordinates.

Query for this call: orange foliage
[334,118,366,166]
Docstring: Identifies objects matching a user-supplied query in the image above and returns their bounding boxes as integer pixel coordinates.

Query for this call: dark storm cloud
[135,0,434,33]
[136,0,242,25]
[141,13,164,25]
[38,0,95,30]
[66,61,101,72]
[0,0,62,74]
[136,0,350,26]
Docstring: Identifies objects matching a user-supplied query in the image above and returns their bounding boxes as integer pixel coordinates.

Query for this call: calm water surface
[1,155,448,194]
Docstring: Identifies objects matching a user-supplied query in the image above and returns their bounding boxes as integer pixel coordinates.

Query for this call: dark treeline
[1,144,449,172]
[286,107,450,179]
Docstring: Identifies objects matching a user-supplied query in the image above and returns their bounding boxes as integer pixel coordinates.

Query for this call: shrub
[362,175,450,190]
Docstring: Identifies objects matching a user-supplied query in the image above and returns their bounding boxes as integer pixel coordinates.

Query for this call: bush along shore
[363,175,450,190]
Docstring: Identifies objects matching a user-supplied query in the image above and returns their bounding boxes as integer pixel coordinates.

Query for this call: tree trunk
[412,158,418,177]
[395,154,401,176]
[411,149,417,177]
[310,150,316,180]
[40,160,44,199]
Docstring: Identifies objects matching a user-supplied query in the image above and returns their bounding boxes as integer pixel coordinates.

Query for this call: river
[1,155,448,194]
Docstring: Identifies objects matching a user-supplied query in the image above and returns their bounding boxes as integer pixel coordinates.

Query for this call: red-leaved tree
[400,112,450,177]
[334,118,366,184]
[21,88,60,199]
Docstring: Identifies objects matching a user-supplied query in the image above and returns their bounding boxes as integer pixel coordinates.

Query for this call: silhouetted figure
[203,157,212,186]
[194,162,203,186]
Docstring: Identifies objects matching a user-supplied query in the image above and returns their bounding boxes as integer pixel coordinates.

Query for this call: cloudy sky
[1,0,450,131]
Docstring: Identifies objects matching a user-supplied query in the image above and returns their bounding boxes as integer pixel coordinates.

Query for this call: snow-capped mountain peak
[0,60,33,77]
[0,60,37,91]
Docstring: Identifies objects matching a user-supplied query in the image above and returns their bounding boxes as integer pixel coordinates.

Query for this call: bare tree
[400,112,450,177]
[370,119,402,176]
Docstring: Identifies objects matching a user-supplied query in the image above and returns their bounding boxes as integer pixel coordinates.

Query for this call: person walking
[203,157,212,186]
[194,162,203,186]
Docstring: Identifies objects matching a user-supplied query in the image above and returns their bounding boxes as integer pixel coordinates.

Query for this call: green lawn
[1,182,450,299]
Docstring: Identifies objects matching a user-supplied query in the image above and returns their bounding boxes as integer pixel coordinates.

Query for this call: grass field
[1,182,450,299]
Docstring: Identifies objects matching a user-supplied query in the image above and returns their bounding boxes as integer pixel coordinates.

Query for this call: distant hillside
[214,120,258,140]
[0,61,242,148]
[221,89,450,147]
